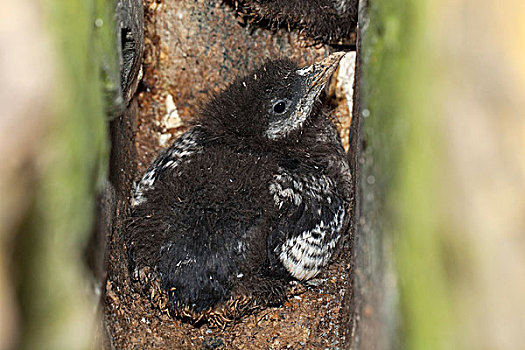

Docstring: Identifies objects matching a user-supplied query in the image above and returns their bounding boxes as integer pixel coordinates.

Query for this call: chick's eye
[272,100,287,114]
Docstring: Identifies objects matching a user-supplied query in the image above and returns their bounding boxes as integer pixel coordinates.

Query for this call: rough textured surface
[117,0,145,104]
[104,0,356,348]
[340,31,361,350]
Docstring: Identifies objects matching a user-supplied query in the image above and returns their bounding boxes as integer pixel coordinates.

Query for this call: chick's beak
[294,52,346,122]
[298,52,346,95]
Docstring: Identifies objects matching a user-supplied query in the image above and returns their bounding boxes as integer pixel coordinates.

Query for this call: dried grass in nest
[131,267,308,329]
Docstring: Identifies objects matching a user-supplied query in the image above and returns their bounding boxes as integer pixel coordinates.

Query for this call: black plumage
[228,0,358,45]
[127,53,352,325]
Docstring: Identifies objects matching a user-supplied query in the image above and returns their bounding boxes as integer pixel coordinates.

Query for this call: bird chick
[127,53,352,326]
[229,0,358,45]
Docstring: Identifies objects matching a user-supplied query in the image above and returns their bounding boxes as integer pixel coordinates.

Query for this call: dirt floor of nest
[105,237,353,349]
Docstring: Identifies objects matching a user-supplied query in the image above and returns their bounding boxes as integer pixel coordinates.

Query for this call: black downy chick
[229,0,358,45]
[127,52,352,326]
